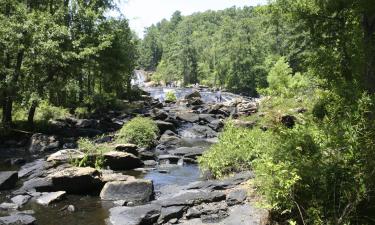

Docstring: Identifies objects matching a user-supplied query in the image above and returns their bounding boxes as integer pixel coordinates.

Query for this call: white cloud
[115,0,268,37]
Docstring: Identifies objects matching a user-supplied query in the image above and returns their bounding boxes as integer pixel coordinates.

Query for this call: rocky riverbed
[0,87,268,225]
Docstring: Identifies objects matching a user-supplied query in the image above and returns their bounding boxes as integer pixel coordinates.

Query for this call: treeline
[138,6,306,96]
[198,0,375,224]
[0,0,138,127]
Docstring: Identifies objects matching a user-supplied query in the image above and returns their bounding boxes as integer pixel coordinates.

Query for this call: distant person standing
[216,89,222,102]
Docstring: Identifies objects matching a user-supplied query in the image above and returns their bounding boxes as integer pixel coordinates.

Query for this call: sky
[115,0,268,38]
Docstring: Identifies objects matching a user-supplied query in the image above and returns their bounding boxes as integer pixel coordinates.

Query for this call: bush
[165,91,177,102]
[74,107,90,119]
[72,137,111,169]
[35,101,69,121]
[116,116,158,148]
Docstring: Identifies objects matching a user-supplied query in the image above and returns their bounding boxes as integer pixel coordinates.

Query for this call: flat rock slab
[107,204,161,225]
[0,171,18,190]
[169,147,205,159]
[0,213,36,225]
[226,189,247,206]
[36,191,66,205]
[46,149,84,164]
[11,195,31,207]
[156,190,226,207]
[179,203,269,225]
[103,151,143,170]
[176,112,200,123]
[100,179,153,204]
[49,167,102,194]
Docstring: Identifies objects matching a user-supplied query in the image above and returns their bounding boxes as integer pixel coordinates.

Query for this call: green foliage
[74,107,90,119]
[165,91,177,102]
[34,101,69,121]
[72,137,111,169]
[116,117,159,148]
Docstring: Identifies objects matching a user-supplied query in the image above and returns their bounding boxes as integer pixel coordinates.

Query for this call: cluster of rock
[0,89,263,225]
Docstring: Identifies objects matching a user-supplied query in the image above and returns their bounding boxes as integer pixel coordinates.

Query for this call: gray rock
[143,160,157,167]
[14,177,54,194]
[107,204,161,225]
[100,179,153,204]
[158,206,186,223]
[18,159,46,179]
[226,189,247,206]
[176,112,200,123]
[36,191,66,206]
[186,202,228,221]
[28,133,59,153]
[208,120,224,131]
[199,114,216,123]
[11,195,31,207]
[150,108,169,120]
[185,91,201,100]
[99,170,134,183]
[103,151,143,170]
[0,171,18,190]
[114,144,138,155]
[76,119,98,129]
[49,167,102,194]
[155,120,177,134]
[0,202,19,210]
[169,147,205,159]
[46,149,84,165]
[157,190,226,207]
[158,155,181,165]
[180,125,217,138]
[0,213,36,225]
[159,131,182,149]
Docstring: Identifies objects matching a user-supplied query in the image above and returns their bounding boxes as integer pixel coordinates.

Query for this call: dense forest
[0,0,138,128]
[1,0,375,224]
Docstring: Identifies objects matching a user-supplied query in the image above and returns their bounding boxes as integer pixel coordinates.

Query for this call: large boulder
[155,120,177,134]
[28,133,59,153]
[150,108,169,120]
[103,151,143,170]
[0,171,18,190]
[158,131,182,149]
[185,91,201,100]
[49,167,102,194]
[100,179,153,204]
[176,112,199,123]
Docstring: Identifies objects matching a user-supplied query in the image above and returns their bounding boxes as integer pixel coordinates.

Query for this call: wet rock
[49,167,102,194]
[0,171,18,190]
[18,159,46,179]
[158,206,186,223]
[143,160,157,167]
[155,120,177,134]
[46,149,84,165]
[158,131,182,149]
[0,213,36,225]
[11,195,31,207]
[199,114,216,123]
[103,151,143,170]
[28,133,59,153]
[0,202,19,210]
[180,125,217,138]
[36,191,66,206]
[100,179,153,204]
[14,177,54,194]
[176,112,199,123]
[150,109,169,120]
[158,155,181,165]
[185,91,201,100]
[226,189,247,206]
[156,190,226,207]
[114,144,138,155]
[169,147,205,160]
[107,204,161,225]
[208,120,224,131]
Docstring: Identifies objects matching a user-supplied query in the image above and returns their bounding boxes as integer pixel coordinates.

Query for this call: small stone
[67,205,75,212]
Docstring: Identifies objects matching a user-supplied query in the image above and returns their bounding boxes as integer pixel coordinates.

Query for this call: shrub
[165,91,177,102]
[35,101,69,121]
[72,137,111,169]
[74,107,90,119]
[116,116,158,148]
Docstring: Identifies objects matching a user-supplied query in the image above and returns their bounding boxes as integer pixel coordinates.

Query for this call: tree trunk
[27,100,38,127]
[362,13,375,94]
